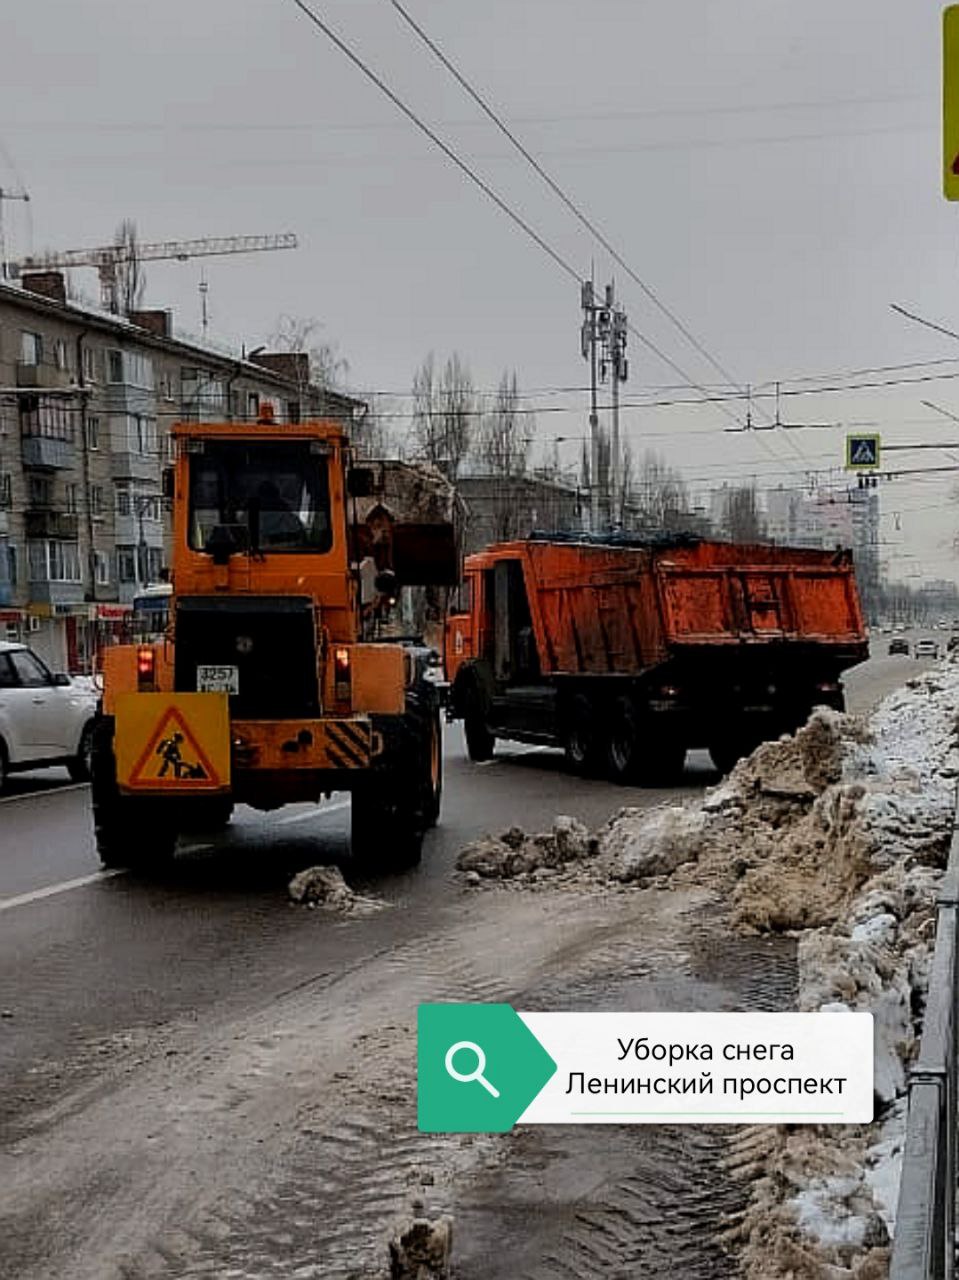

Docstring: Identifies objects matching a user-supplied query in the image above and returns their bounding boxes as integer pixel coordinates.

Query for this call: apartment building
[0,273,362,671]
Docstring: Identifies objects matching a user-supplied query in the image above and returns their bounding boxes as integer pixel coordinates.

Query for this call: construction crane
[5,232,298,314]
[0,188,31,282]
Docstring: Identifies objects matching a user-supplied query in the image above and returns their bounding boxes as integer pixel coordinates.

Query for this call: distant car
[893,623,906,633]
[915,639,940,660]
[888,637,910,656]
[0,642,97,791]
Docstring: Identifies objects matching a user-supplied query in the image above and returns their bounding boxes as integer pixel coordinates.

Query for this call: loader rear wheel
[91,718,178,873]
[351,790,424,875]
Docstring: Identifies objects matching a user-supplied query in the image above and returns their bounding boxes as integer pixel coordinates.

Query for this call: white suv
[0,642,97,791]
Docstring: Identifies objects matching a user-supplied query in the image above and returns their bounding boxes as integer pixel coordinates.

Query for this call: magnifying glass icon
[444,1040,500,1098]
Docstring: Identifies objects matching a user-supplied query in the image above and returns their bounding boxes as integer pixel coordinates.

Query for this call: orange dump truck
[445,535,868,781]
[92,417,457,873]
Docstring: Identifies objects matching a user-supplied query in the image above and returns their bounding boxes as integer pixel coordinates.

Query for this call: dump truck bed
[519,539,867,677]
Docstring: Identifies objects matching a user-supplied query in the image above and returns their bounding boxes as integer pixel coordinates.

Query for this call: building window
[160,372,175,401]
[89,485,103,518]
[0,473,10,509]
[21,397,75,441]
[246,391,260,421]
[94,551,110,585]
[85,416,100,450]
[20,331,42,366]
[82,346,98,383]
[65,483,79,514]
[28,476,53,509]
[115,486,131,517]
[117,546,137,583]
[28,540,81,583]
[146,547,163,582]
[0,541,16,587]
[107,349,154,389]
[53,339,68,371]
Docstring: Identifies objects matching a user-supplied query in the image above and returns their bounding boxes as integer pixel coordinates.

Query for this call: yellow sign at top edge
[944,6,959,198]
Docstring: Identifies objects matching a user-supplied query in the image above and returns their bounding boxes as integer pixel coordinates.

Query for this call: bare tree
[411,351,475,480]
[353,393,398,459]
[269,314,350,390]
[475,371,529,478]
[629,449,689,532]
[114,218,145,315]
[720,483,766,542]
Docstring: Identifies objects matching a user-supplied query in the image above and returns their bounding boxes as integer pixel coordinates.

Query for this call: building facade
[0,274,360,670]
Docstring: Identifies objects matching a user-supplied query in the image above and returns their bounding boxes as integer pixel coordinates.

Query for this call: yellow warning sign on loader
[115,693,231,793]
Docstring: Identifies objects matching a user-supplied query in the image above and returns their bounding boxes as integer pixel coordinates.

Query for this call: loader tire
[351,791,423,874]
[423,707,443,829]
[91,717,177,873]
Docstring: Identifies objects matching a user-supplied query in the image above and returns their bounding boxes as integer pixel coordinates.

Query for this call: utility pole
[602,283,628,527]
[580,279,601,532]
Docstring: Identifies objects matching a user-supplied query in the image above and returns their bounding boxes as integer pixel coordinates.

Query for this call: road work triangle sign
[129,706,219,787]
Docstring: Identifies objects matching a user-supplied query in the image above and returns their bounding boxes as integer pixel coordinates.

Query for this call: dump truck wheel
[604,697,641,784]
[464,689,495,762]
[564,694,602,776]
[91,718,177,872]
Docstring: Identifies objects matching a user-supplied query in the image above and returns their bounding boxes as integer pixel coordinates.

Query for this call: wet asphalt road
[0,646,934,1277]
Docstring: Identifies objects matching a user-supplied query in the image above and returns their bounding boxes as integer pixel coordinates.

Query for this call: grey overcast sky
[3,0,959,582]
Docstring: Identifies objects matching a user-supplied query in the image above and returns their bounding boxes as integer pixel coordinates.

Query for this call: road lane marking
[0,782,88,806]
[278,799,351,826]
[0,869,125,912]
[0,799,354,912]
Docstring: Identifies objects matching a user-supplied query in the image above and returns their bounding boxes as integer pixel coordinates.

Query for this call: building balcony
[114,514,164,545]
[28,581,84,607]
[15,362,73,390]
[21,435,74,469]
[111,451,159,483]
[24,510,79,539]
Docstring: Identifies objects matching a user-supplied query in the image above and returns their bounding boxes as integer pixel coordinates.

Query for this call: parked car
[0,642,97,791]
[888,637,910,656]
[915,639,940,660]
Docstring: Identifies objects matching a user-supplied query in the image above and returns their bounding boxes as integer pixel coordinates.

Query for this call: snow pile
[456,816,594,880]
[287,865,388,916]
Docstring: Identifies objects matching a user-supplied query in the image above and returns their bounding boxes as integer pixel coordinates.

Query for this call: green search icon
[445,1041,500,1097]
[418,1003,557,1133]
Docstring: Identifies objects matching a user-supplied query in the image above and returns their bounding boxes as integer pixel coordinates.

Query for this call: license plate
[197,665,239,694]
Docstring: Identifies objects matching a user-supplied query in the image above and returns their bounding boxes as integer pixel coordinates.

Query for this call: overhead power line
[385,0,771,432]
[283,0,777,446]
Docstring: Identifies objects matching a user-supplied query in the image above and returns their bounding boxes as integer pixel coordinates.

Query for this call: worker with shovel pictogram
[156,730,207,780]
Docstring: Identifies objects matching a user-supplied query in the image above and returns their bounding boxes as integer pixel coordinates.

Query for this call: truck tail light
[137,645,156,691]
[334,646,351,703]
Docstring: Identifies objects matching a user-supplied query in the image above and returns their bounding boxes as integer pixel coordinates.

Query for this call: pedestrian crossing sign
[115,693,231,793]
[846,434,881,470]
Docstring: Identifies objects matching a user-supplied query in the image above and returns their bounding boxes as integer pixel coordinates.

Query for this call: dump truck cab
[92,416,453,873]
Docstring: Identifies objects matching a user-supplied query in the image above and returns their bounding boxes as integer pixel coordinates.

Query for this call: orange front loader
[92,418,457,873]
[446,535,868,782]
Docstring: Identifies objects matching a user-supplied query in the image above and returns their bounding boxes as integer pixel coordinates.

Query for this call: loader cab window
[188,441,333,554]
